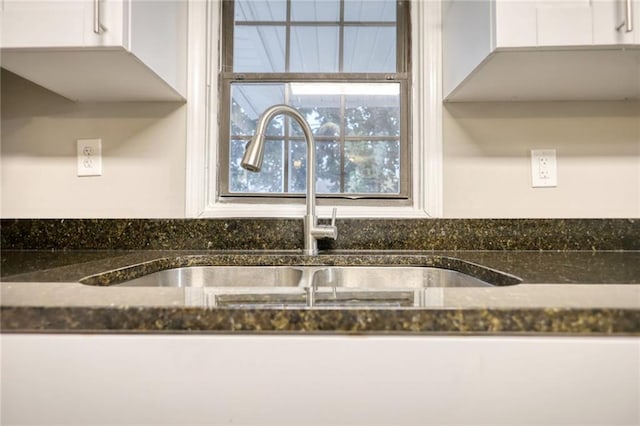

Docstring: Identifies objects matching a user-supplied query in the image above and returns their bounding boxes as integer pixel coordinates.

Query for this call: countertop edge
[2,306,638,336]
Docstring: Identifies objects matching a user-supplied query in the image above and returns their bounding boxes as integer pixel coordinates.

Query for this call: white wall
[1,71,639,218]
[443,101,640,218]
[1,70,186,218]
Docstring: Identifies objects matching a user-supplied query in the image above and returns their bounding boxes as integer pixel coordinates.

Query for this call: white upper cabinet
[443,0,640,101]
[0,0,186,102]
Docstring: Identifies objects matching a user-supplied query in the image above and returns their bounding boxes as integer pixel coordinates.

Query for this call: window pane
[344,0,396,22]
[345,84,400,136]
[345,141,400,194]
[235,0,286,21]
[289,141,341,193]
[343,26,395,72]
[231,84,285,136]
[289,87,341,137]
[290,26,340,72]
[291,0,340,21]
[230,139,284,193]
[234,26,285,72]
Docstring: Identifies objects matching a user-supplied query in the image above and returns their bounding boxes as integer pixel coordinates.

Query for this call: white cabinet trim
[185,0,443,218]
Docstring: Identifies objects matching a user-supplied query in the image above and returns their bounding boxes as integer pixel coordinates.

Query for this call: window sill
[197,202,432,219]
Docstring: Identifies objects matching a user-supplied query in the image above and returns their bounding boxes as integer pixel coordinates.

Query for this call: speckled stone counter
[2,218,639,335]
[2,218,639,251]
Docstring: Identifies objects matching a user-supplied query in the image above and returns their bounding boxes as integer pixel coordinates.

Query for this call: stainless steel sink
[311,266,493,289]
[91,264,518,308]
[114,265,496,289]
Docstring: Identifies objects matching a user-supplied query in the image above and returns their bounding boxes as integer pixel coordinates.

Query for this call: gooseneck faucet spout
[241,104,338,255]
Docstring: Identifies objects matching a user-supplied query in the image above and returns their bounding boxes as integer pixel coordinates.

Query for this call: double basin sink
[95,264,520,308]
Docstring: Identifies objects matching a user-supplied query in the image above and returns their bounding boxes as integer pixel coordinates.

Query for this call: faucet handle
[330,207,337,228]
[311,208,338,242]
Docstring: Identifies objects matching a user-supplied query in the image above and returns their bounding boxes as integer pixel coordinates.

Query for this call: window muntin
[220,0,410,200]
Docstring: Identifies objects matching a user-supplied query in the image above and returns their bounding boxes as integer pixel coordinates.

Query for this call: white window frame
[186,0,442,218]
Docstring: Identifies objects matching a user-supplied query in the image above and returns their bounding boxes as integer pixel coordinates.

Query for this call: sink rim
[79,255,522,287]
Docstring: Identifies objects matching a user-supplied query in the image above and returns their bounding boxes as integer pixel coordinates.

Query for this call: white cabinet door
[536,0,640,46]
[636,0,640,42]
[497,0,640,48]
[1,0,125,49]
[593,0,640,44]
[535,0,594,46]
[83,0,125,48]
[496,0,598,48]
[495,1,537,48]
[1,0,88,48]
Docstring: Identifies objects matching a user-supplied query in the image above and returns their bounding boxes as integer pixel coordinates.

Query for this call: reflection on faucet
[302,267,316,307]
[241,104,338,255]
[304,282,316,308]
[305,268,338,307]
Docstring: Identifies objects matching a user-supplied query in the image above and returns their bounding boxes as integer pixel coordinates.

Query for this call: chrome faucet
[241,104,338,255]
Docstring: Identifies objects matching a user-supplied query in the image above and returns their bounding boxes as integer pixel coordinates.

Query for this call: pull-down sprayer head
[240,133,265,172]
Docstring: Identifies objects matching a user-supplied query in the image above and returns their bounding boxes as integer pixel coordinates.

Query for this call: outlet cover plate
[531,149,557,188]
[77,139,102,177]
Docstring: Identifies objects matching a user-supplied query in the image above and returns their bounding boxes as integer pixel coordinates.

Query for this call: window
[185,0,442,218]
[219,0,411,201]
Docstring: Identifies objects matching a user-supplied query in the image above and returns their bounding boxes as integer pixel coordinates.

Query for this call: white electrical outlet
[77,139,102,176]
[531,149,557,187]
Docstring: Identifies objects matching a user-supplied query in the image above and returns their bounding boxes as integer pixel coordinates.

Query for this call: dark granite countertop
[2,250,639,336]
[3,218,639,251]
[2,218,638,335]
